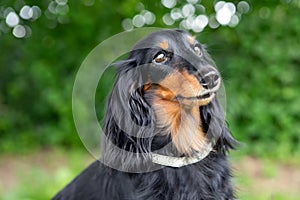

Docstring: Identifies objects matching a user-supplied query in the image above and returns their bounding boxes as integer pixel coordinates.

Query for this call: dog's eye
[153,52,167,64]
[194,44,202,56]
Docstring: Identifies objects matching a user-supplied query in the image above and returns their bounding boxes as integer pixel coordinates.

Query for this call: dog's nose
[199,71,220,89]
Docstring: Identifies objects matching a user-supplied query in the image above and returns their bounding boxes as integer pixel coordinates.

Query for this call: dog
[53,29,237,200]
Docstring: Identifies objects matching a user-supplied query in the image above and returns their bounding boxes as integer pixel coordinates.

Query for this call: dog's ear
[201,99,238,154]
[200,106,211,133]
[129,87,152,126]
[115,58,152,127]
[115,58,137,73]
[220,123,237,152]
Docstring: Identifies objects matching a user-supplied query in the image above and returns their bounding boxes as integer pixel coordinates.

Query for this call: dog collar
[151,142,213,168]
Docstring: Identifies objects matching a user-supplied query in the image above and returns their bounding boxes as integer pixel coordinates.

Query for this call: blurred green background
[0,0,300,199]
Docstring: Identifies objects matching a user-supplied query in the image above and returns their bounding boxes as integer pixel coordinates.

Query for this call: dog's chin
[175,92,216,107]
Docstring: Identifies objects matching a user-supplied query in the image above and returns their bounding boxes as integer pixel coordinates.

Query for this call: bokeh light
[20,6,33,20]
[56,0,68,6]
[187,0,198,4]
[170,8,182,20]
[229,14,239,27]
[0,0,251,39]
[5,11,19,27]
[132,14,145,28]
[208,15,219,29]
[237,1,250,13]
[48,1,69,15]
[143,11,156,25]
[215,1,236,25]
[123,0,250,33]
[12,24,26,38]
[31,6,42,20]
[122,18,134,31]
[192,15,208,32]
[161,0,177,9]
[182,4,195,17]
[1,3,42,38]
[125,10,156,29]
[163,13,175,25]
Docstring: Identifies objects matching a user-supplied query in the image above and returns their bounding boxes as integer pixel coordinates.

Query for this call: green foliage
[216,2,300,158]
[0,0,124,152]
[0,149,91,200]
[0,0,299,159]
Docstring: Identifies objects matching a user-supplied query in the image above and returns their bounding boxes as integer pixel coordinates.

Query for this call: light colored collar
[151,142,213,168]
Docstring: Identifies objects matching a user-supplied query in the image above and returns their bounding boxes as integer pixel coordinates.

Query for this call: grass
[0,148,93,200]
[231,151,300,200]
[0,148,299,200]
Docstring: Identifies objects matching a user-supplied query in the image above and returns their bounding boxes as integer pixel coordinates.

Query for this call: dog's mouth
[174,78,221,105]
[143,81,220,106]
[176,90,216,101]
[174,92,215,106]
[143,70,221,107]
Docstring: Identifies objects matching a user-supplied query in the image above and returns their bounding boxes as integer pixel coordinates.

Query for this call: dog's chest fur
[54,152,234,200]
[130,155,233,200]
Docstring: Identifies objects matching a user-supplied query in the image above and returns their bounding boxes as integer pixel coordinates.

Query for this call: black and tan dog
[54,30,237,200]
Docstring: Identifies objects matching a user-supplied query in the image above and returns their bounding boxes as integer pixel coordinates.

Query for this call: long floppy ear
[115,58,152,127]
[129,87,152,126]
[220,122,237,153]
[201,98,238,154]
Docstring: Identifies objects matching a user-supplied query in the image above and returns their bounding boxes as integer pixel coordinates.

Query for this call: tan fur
[187,35,195,45]
[157,40,169,50]
[159,70,202,99]
[150,91,207,155]
[144,70,213,155]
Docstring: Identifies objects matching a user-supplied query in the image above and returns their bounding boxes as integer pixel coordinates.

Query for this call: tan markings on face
[157,40,169,50]
[143,83,151,92]
[187,35,195,45]
[150,97,181,135]
[143,69,213,155]
[149,91,206,156]
[171,106,206,155]
[158,70,204,101]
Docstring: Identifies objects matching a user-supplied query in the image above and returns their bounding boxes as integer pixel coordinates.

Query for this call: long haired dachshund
[54,30,237,200]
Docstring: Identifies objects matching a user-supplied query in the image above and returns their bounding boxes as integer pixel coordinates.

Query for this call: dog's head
[105,30,236,158]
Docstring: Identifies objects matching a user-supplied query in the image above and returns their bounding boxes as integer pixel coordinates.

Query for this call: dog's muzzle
[175,69,221,103]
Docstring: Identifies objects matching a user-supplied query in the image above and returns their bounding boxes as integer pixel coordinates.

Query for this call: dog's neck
[151,141,213,167]
[150,96,208,156]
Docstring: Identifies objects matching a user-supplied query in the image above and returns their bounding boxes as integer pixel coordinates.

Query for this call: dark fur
[53,30,237,200]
